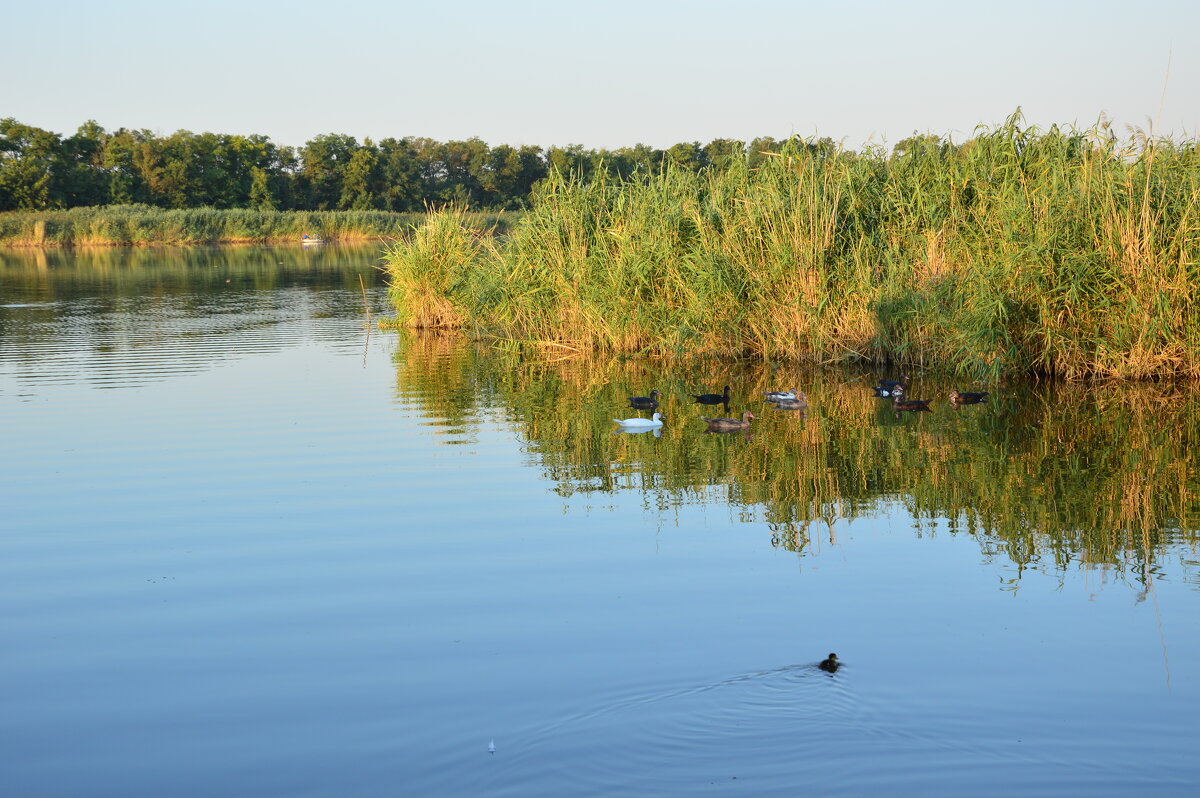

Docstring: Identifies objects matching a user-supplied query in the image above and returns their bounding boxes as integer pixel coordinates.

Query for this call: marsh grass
[385,116,1200,380]
[0,205,519,247]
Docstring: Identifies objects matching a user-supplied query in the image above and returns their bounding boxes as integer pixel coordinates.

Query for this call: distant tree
[891,133,946,161]
[605,144,665,178]
[59,120,110,207]
[150,131,199,208]
[408,137,448,206]
[338,141,380,210]
[511,145,548,207]
[747,136,781,170]
[103,129,153,205]
[300,133,359,210]
[377,137,423,211]
[545,144,593,180]
[228,134,286,208]
[477,143,546,209]
[442,138,489,206]
[665,141,708,172]
[702,138,747,171]
[0,118,62,210]
[274,145,301,209]
[248,167,276,210]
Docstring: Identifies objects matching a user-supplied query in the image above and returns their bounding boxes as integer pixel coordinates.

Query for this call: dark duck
[627,389,661,410]
[691,385,731,406]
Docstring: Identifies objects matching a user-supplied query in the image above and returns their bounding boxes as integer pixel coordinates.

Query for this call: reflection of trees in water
[0,245,387,388]
[1,245,385,329]
[394,332,1200,585]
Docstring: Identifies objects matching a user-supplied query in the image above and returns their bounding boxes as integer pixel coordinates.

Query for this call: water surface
[1,245,1198,796]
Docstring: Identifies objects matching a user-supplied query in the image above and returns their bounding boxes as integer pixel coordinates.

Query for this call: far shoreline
[0,235,394,249]
[0,206,518,248]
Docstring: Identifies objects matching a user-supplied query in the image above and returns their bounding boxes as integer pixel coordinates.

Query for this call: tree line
[0,118,797,213]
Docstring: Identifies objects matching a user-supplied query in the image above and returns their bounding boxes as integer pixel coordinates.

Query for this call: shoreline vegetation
[384,116,1200,381]
[0,205,519,246]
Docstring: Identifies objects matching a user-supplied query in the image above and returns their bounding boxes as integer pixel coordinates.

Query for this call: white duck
[613,411,666,429]
[763,388,798,401]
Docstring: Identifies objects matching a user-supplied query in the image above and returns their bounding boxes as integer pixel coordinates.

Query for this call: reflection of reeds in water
[394,333,1200,582]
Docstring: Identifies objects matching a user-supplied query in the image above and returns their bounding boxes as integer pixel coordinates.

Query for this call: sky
[4,0,1197,151]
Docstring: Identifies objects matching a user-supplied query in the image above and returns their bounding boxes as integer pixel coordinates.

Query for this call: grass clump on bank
[0,205,519,247]
[384,115,1200,380]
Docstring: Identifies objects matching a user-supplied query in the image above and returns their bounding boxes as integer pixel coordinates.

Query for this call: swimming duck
[627,389,661,410]
[691,385,731,405]
[878,374,908,391]
[763,388,798,401]
[773,394,808,410]
[701,411,755,431]
[614,412,666,428]
[891,388,931,412]
[870,385,902,398]
[819,653,840,673]
[949,390,988,405]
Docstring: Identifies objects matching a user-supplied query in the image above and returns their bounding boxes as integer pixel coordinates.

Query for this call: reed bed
[0,205,519,247]
[384,117,1200,380]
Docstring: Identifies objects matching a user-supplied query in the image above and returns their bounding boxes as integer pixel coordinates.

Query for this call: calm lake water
[2,244,1198,797]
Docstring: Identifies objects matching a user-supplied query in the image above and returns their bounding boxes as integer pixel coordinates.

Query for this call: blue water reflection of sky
[1,265,1198,796]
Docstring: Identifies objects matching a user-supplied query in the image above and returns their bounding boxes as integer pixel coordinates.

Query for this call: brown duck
[701,411,755,431]
[948,390,988,405]
[892,388,931,412]
[773,394,808,411]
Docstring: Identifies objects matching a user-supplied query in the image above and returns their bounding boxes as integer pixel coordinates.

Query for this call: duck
[691,385,731,405]
[870,385,901,398]
[700,411,755,431]
[763,388,798,402]
[891,387,931,412]
[627,389,661,410]
[614,411,666,428]
[948,390,988,405]
[878,374,908,391]
[772,393,808,410]
[818,653,840,673]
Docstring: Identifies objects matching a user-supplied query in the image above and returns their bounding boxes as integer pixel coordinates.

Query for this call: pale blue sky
[5,0,1196,150]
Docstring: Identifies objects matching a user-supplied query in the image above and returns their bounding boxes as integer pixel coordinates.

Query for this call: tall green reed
[385,116,1200,379]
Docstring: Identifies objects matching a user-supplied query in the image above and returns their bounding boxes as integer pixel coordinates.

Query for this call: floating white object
[488,740,496,754]
[612,412,665,429]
